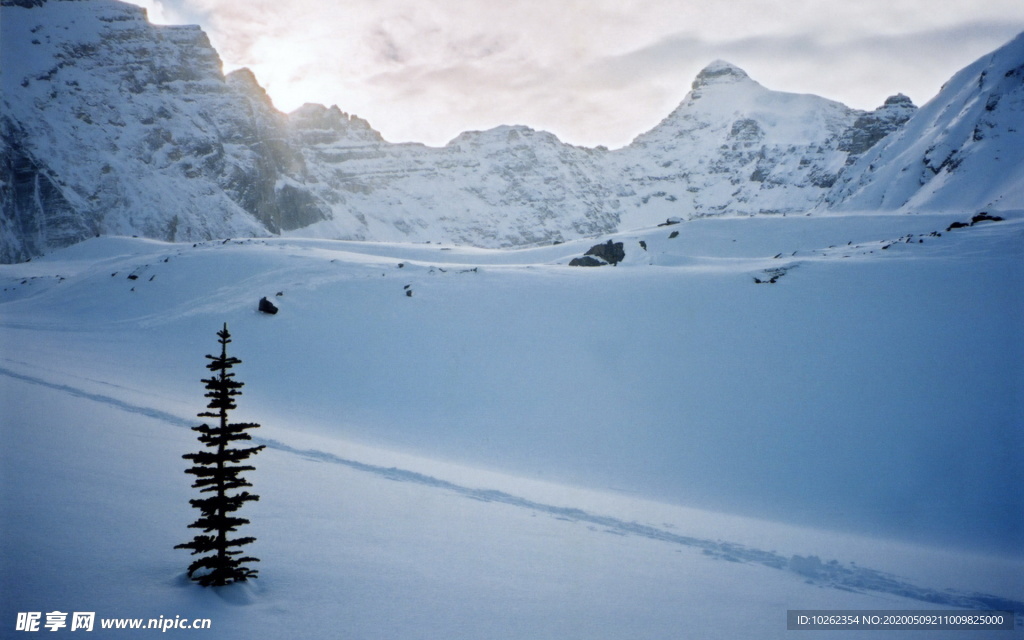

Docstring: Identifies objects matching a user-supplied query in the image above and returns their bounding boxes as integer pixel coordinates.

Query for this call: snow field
[2,210,1022,637]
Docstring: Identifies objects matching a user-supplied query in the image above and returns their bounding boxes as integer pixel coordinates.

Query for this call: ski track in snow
[2,362,1021,619]
[0,364,194,429]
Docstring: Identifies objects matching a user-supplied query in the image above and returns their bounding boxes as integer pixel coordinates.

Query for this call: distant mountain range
[2,0,1022,262]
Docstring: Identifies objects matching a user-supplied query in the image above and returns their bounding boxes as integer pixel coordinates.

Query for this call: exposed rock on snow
[569,239,626,266]
[837,94,917,161]
[568,256,602,267]
[258,296,278,314]
[945,211,1006,232]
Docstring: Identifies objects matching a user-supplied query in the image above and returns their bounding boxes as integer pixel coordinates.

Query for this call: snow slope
[2,209,1022,637]
[826,32,1024,212]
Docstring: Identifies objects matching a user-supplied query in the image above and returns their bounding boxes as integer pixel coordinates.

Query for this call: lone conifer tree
[176,323,265,586]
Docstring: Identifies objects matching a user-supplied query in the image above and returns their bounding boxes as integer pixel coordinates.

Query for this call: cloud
[136,0,1024,148]
[724,21,1024,109]
[581,21,1024,112]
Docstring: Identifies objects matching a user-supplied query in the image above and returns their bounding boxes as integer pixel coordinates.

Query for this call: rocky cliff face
[1,114,96,261]
[0,0,326,262]
[287,115,622,246]
[3,0,1019,263]
[837,94,917,161]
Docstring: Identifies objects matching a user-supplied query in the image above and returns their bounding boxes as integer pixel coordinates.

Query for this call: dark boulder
[568,239,626,267]
[258,297,279,314]
[971,212,1004,224]
[947,212,1004,232]
[584,240,625,265]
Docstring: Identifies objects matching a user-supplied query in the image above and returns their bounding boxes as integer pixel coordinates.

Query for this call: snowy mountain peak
[226,67,269,98]
[691,60,752,90]
[883,93,914,107]
[617,61,872,223]
[287,103,385,143]
[447,124,561,148]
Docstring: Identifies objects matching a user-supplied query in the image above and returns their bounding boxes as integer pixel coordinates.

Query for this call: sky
[130,0,1024,148]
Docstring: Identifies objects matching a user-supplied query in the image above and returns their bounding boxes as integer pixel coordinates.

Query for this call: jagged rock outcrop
[569,239,626,266]
[837,94,917,161]
[220,69,327,234]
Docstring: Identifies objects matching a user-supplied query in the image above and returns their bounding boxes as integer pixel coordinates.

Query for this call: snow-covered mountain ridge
[1,0,1021,262]
[826,31,1024,212]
